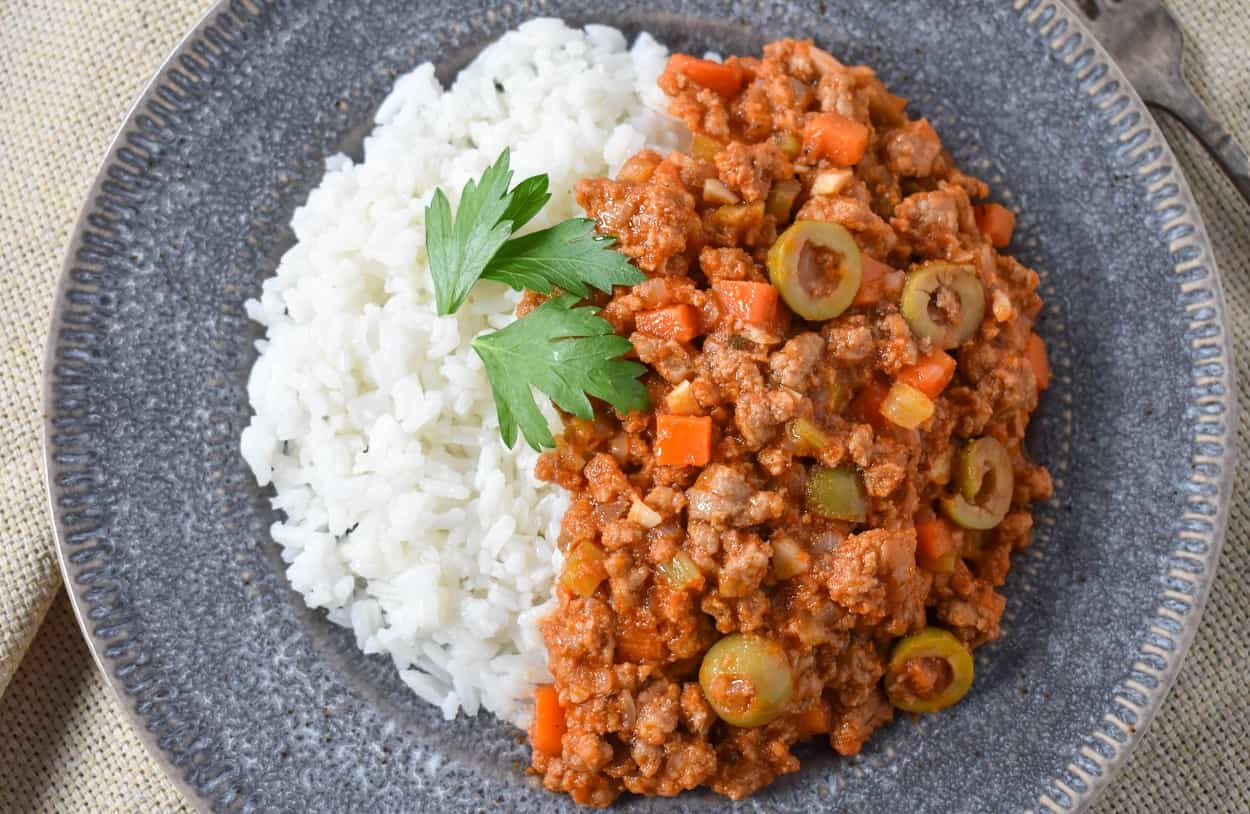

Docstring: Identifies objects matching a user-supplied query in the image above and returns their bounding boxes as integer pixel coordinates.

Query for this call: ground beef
[533,38,1050,807]
[717,530,772,598]
[575,157,702,274]
[822,528,926,636]
[714,141,791,202]
[769,332,826,389]
[882,118,943,178]
[891,184,977,257]
[796,194,898,259]
[699,246,763,282]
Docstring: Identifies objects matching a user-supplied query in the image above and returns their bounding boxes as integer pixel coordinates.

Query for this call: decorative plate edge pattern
[1011,1,1238,812]
[41,1,1237,812]
[43,3,272,812]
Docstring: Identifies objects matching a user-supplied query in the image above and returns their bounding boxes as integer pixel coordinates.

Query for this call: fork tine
[1067,0,1114,40]
[1071,0,1099,20]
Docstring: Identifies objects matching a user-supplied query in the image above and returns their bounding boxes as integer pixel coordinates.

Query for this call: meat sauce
[528,39,1053,805]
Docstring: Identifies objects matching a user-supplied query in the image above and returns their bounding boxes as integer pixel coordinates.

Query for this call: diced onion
[811,169,853,196]
[880,382,935,430]
[561,542,606,598]
[771,536,810,580]
[664,380,700,416]
[703,178,740,205]
[628,499,663,529]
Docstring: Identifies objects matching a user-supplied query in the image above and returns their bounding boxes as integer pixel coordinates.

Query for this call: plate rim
[41,2,247,810]
[42,1,1237,811]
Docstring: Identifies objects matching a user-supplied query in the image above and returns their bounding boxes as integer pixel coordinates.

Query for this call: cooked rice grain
[241,19,680,726]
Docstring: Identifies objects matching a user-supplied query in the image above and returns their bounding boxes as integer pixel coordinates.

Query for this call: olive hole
[710,673,758,716]
[927,284,961,326]
[969,460,993,503]
[915,655,955,696]
[797,243,846,298]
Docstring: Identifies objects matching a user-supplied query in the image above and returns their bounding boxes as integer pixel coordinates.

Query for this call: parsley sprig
[474,295,648,450]
[424,150,649,450]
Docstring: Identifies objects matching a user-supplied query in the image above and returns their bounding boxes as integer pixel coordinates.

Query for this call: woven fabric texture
[0,1,1245,812]
[0,595,191,812]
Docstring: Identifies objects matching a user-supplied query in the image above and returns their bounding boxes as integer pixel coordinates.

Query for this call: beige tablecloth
[1,1,1246,811]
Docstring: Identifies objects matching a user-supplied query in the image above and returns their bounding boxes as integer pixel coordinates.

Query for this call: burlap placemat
[0,1,1244,811]
[0,0,213,694]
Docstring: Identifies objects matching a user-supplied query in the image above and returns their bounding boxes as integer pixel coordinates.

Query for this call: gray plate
[44,1,1236,812]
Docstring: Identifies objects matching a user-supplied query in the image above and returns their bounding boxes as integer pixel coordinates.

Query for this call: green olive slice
[699,634,794,727]
[885,628,974,713]
[767,220,862,320]
[940,437,1013,530]
[899,262,985,348]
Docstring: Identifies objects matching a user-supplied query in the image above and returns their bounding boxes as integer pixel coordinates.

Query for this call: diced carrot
[635,304,701,343]
[974,202,1016,248]
[803,111,870,166]
[896,349,957,398]
[655,414,713,467]
[531,686,565,757]
[616,624,665,662]
[915,518,955,563]
[1026,332,1051,390]
[797,704,830,738]
[854,254,894,306]
[847,377,890,431]
[668,54,745,98]
[616,151,661,184]
[713,280,778,329]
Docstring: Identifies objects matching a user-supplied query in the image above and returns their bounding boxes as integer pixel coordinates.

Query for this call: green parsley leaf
[424,150,653,449]
[426,149,519,316]
[481,218,645,297]
[499,174,551,232]
[472,294,649,451]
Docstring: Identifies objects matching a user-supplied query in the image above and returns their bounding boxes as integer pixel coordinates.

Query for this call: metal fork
[1070,0,1250,206]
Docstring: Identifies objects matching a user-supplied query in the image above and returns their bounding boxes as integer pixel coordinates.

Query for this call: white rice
[240,19,682,727]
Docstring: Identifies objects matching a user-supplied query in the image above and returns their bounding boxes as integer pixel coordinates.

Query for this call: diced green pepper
[765,179,802,221]
[805,464,867,522]
[656,551,702,590]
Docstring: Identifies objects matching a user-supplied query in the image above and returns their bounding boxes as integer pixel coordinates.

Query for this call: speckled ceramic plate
[45,1,1235,811]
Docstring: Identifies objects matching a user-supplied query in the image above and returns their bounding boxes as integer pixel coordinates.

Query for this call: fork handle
[1151,86,1250,208]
